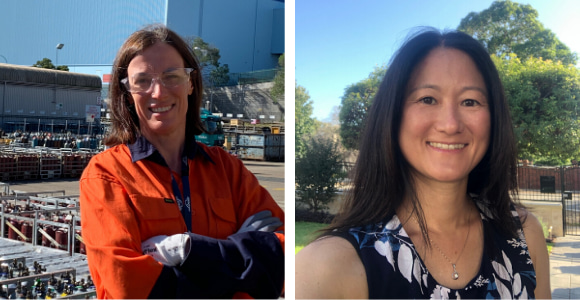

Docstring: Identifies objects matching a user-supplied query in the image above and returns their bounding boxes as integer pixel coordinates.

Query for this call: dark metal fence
[517,164,580,235]
[335,162,580,235]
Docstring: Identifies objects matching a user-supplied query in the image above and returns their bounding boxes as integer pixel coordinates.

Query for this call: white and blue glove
[142,210,281,266]
[141,233,191,266]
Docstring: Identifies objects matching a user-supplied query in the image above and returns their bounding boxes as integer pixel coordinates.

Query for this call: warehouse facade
[0,64,102,134]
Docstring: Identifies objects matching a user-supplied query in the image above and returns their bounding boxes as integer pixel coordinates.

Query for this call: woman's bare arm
[518,208,551,299]
[295,236,368,299]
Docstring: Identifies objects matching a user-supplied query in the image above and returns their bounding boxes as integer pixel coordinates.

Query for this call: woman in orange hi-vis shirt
[80,24,284,299]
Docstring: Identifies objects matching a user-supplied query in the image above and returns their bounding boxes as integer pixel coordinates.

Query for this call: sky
[295,0,580,122]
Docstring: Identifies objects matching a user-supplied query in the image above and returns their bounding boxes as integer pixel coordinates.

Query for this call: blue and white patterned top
[332,201,536,299]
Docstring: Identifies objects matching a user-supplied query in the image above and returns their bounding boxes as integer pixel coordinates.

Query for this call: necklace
[428,207,472,281]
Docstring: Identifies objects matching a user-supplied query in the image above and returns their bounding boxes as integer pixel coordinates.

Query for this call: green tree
[32,58,69,71]
[494,54,580,163]
[189,37,230,86]
[295,83,317,158]
[270,54,284,104]
[295,136,345,212]
[458,0,577,65]
[339,65,386,150]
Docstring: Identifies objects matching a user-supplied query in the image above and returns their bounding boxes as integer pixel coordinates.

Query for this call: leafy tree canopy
[32,58,69,71]
[295,83,317,158]
[188,37,229,86]
[458,0,577,65]
[270,53,285,103]
[494,54,580,163]
[191,37,221,67]
[339,65,386,150]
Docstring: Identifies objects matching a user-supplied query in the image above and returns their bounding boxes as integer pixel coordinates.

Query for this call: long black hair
[325,28,519,243]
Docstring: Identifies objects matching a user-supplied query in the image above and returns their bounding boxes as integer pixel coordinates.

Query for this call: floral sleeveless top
[331,201,536,299]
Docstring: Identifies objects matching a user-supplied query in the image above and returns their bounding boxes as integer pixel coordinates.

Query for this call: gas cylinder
[7,219,20,240]
[42,226,55,248]
[19,222,32,242]
[55,228,68,250]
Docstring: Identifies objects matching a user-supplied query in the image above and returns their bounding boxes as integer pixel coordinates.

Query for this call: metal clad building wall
[0,65,102,132]
[0,0,166,66]
[4,85,53,113]
[179,0,284,73]
[58,89,101,119]
[1,0,283,79]
[3,86,98,120]
[0,83,4,108]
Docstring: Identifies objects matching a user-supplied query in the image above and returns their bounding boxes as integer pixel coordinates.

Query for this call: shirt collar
[128,135,214,165]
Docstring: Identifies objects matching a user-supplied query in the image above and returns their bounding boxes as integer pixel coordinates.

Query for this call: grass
[547,242,554,254]
[295,221,327,254]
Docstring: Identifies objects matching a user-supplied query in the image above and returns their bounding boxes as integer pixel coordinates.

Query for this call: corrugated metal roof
[0,63,102,89]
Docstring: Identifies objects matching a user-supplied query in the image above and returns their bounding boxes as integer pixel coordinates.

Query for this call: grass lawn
[295,222,327,254]
[547,242,553,254]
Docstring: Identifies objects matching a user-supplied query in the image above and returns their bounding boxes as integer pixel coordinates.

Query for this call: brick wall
[518,166,580,191]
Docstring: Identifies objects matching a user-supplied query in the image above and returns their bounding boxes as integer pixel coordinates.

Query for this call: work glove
[141,233,191,267]
[178,231,285,299]
[237,210,283,234]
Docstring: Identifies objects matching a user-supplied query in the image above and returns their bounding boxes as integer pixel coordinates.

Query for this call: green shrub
[295,136,345,212]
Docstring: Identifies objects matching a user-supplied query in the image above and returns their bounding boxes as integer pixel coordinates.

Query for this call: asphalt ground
[1,160,285,211]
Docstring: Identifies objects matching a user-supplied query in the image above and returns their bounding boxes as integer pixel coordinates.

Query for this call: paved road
[550,235,580,299]
[2,160,285,211]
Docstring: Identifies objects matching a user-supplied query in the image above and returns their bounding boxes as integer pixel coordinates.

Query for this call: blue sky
[295,0,580,121]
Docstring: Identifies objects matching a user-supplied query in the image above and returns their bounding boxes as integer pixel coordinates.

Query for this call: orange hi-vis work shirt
[80,137,284,299]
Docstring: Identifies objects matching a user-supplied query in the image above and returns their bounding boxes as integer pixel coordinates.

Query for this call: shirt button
[191,210,196,216]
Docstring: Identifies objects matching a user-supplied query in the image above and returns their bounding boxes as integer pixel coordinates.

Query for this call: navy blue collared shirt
[127,136,214,172]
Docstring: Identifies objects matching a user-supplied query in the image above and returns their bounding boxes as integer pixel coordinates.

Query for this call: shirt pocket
[129,194,185,240]
[208,197,238,239]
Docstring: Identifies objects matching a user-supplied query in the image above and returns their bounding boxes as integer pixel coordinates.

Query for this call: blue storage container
[237,134,265,147]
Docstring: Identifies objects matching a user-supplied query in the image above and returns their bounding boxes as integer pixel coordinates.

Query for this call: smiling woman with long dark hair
[296,28,550,299]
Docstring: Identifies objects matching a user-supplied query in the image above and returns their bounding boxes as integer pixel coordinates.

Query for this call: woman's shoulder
[82,145,130,177]
[513,206,545,246]
[296,235,367,299]
[514,207,546,257]
[196,143,236,163]
[515,207,551,298]
[89,144,129,163]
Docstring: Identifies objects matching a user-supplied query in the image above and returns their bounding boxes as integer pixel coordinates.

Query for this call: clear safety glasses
[121,67,194,93]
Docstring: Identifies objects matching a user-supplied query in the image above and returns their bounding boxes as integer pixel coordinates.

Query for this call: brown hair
[105,24,204,146]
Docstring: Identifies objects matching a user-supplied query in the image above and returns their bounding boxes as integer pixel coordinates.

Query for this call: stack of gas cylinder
[15,153,40,181]
[0,154,17,181]
[0,149,97,181]
[3,207,84,255]
[39,154,61,179]
[61,153,89,178]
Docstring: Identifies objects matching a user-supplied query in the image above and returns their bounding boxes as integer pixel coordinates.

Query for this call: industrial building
[0,64,102,134]
[0,0,284,78]
[0,0,285,129]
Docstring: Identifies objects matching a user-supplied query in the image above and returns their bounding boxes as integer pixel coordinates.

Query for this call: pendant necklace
[428,206,472,280]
